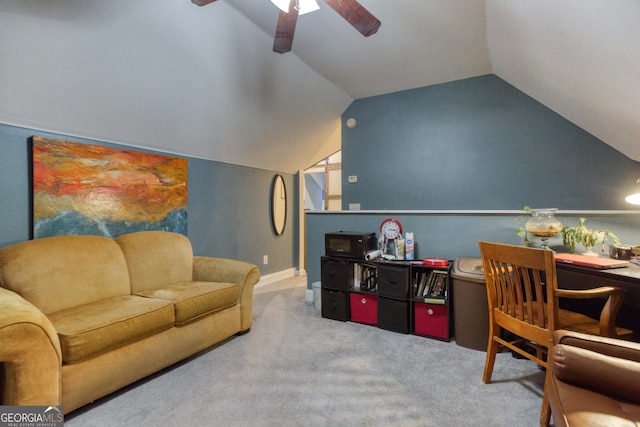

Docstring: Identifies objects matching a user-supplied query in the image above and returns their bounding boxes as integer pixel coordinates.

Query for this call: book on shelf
[424,270,448,297]
[425,271,436,296]
[360,263,377,292]
[432,273,447,296]
[412,269,449,298]
[422,272,434,296]
[353,263,362,289]
[412,271,420,296]
[416,272,428,297]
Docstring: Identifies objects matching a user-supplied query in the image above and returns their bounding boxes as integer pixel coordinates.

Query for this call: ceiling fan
[191,0,381,54]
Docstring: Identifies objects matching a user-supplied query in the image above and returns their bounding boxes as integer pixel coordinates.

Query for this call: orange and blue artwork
[32,136,187,238]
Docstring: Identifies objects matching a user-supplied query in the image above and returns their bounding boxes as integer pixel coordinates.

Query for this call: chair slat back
[479,241,559,337]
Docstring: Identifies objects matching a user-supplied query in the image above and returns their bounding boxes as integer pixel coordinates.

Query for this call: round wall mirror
[271,174,287,236]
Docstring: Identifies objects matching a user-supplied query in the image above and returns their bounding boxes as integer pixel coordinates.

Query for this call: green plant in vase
[515,206,532,246]
[561,217,621,256]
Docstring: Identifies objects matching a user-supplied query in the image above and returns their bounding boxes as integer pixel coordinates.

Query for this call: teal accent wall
[306,211,640,285]
[306,74,640,286]
[341,75,640,210]
[0,124,297,275]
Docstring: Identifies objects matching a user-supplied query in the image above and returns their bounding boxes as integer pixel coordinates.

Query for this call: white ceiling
[229,0,492,99]
[0,0,639,173]
[230,0,640,163]
[486,0,640,165]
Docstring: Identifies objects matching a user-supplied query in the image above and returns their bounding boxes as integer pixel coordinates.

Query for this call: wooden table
[556,261,640,338]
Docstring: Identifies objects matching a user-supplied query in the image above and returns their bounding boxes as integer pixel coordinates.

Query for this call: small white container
[312,281,321,310]
[405,232,414,260]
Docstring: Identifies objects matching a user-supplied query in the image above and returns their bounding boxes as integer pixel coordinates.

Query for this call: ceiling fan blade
[191,0,218,6]
[323,0,381,37]
[273,0,299,54]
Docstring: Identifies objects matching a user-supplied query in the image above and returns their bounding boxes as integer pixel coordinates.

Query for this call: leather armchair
[548,330,640,426]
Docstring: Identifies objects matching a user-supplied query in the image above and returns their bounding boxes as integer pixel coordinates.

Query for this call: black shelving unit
[320,256,451,341]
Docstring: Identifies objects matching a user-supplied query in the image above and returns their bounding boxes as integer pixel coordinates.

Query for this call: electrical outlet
[263,255,268,265]
[348,175,358,183]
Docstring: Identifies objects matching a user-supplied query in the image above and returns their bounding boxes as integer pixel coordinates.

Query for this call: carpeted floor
[65,276,547,426]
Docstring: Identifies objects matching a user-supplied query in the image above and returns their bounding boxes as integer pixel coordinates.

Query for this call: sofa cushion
[135,281,239,325]
[549,376,640,427]
[116,231,194,293]
[0,235,131,315]
[48,295,175,364]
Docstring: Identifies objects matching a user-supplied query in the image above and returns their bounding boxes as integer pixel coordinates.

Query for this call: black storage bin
[377,264,410,300]
[321,256,349,291]
[377,296,410,333]
[321,289,349,321]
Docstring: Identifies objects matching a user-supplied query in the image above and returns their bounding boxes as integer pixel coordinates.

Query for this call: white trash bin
[312,281,322,311]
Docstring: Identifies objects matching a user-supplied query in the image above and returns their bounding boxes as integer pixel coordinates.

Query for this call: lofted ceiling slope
[0,1,638,173]
[230,0,640,165]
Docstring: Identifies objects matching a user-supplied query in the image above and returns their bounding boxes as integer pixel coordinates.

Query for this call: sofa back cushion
[115,231,193,293]
[0,235,131,315]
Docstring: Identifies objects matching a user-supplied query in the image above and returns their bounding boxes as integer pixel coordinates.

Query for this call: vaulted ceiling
[0,1,638,173]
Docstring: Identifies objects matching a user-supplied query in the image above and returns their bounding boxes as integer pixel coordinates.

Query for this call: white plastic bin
[312,281,322,310]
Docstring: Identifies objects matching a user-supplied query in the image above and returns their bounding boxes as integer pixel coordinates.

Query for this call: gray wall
[341,75,640,210]
[306,75,640,286]
[0,123,297,276]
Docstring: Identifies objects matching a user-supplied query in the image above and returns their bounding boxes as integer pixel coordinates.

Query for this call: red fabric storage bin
[350,293,378,325]
[413,301,449,340]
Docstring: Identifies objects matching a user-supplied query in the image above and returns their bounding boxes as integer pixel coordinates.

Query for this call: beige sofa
[0,231,260,413]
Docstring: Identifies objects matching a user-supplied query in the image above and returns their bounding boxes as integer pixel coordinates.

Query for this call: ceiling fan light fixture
[271,0,319,15]
[295,0,320,15]
[270,0,289,13]
[271,0,379,54]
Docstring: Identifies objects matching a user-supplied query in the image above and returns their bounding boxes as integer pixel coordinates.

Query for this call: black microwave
[325,231,377,259]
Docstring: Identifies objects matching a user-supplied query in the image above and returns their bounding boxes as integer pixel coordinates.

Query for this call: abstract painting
[32,136,187,238]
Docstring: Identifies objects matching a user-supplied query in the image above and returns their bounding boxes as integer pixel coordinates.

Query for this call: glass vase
[525,208,563,250]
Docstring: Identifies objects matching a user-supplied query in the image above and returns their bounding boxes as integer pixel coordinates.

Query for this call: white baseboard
[255,267,305,288]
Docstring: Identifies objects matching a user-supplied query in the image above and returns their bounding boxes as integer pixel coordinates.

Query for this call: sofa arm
[554,330,640,362]
[0,287,62,406]
[192,257,260,331]
[550,330,640,404]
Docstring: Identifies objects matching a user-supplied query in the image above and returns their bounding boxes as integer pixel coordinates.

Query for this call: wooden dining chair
[478,241,629,427]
